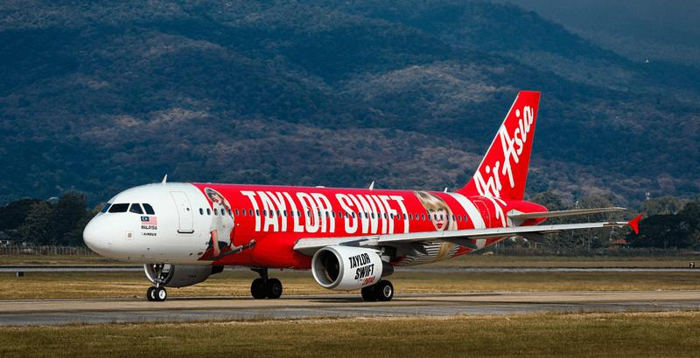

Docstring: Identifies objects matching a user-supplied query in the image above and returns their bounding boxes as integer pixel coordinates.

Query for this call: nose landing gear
[146,263,169,302]
[250,268,283,299]
[147,286,168,302]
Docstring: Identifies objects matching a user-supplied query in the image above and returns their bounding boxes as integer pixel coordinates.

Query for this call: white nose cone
[83,217,108,255]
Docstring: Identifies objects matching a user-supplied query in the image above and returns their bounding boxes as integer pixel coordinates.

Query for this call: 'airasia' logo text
[473,106,534,226]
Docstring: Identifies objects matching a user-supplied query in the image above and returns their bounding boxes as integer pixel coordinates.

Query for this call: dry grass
[2,311,700,357]
[2,269,700,300]
[0,254,121,266]
[435,254,700,267]
[3,254,700,268]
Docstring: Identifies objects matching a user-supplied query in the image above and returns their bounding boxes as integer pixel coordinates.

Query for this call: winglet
[629,213,642,234]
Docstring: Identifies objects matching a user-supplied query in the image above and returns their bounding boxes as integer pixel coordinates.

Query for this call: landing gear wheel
[251,278,267,299]
[361,285,378,302]
[146,286,157,301]
[375,280,394,301]
[155,287,167,301]
[265,278,283,299]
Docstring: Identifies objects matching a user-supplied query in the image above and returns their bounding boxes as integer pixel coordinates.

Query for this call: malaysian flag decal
[141,216,158,225]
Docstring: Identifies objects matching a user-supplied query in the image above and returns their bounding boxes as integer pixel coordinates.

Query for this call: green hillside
[0,0,697,206]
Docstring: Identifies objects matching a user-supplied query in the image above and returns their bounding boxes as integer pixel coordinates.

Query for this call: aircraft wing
[293,215,641,256]
[508,207,625,221]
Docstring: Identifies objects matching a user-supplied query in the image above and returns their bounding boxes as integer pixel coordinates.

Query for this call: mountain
[500,0,700,67]
[0,0,698,206]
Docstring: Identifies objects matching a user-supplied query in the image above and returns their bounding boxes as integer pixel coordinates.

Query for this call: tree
[17,202,54,244]
[640,196,685,216]
[50,192,88,245]
[0,198,40,235]
[629,202,700,249]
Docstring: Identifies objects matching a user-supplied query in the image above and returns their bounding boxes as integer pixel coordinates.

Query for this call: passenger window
[100,203,111,213]
[143,203,155,215]
[421,214,426,220]
[206,208,211,215]
[221,208,225,215]
[249,209,253,216]
[108,203,129,213]
[255,209,259,216]
[235,209,239,216]
[199,208,204,215]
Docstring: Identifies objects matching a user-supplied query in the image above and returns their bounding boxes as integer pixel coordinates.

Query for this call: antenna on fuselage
[444,187,448,193]
[368,181,375,190]
[161,175,168,184]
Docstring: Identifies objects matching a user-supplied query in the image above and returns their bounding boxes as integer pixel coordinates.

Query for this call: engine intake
[144,264,223,288]
[311,246,393,290]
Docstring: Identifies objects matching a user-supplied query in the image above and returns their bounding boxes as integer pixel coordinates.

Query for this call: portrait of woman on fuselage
[414,191,458,262]
[203,187,235,260]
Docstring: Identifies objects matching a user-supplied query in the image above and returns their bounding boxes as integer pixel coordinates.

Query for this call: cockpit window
[129,204,144,214]
[100,203,111,213]
[108,203,129,213]
[143,203,155,215]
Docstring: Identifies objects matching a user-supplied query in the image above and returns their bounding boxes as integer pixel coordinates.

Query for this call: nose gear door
[170,191,195,234]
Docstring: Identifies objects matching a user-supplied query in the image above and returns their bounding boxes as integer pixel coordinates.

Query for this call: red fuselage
[191,183,546,269]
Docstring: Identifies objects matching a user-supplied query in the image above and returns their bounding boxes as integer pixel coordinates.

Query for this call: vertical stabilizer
[458,91,541,200]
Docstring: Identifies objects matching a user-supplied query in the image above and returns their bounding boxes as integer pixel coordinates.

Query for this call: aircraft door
[474,200,491,227]
[170,191,195,234]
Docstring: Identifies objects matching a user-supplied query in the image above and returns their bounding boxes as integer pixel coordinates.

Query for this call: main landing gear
[361,280,394,302]
[146,263,168,302]
[250,268,283,299]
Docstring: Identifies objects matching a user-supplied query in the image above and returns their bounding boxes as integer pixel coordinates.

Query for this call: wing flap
[293,219,634,255]
[508,207,625,221]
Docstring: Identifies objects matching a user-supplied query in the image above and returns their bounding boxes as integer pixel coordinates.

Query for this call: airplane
[83,91,641,302]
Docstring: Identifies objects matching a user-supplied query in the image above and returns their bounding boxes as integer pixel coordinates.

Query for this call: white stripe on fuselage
[447,193,486,229]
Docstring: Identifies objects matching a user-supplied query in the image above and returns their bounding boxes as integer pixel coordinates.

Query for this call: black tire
[147,286,156,301]
[375,280,394,302]
[265,278,283,299]
[251,278,267,299]
[361,285,377,302]
[155,287,167,302]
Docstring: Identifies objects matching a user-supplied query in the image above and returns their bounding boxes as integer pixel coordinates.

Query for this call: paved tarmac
[1,290,699,326]
[1,265,697,273]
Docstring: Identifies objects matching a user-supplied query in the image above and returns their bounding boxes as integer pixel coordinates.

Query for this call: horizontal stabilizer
[508,207,625,221]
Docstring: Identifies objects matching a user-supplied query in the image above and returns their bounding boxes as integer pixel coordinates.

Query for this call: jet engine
[311,246,393,290]
[144,264,224,288]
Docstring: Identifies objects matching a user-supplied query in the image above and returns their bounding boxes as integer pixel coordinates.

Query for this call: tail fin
[458,91,541,200]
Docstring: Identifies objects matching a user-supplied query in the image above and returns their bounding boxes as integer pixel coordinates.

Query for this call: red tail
[458,91,541,200]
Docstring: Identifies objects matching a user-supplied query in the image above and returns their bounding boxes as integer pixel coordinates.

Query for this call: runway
[1,265,698,273]
[1,290,699,326]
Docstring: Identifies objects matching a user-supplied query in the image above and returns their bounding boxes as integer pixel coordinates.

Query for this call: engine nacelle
[311,246,393,290]
[144,264,223,288]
